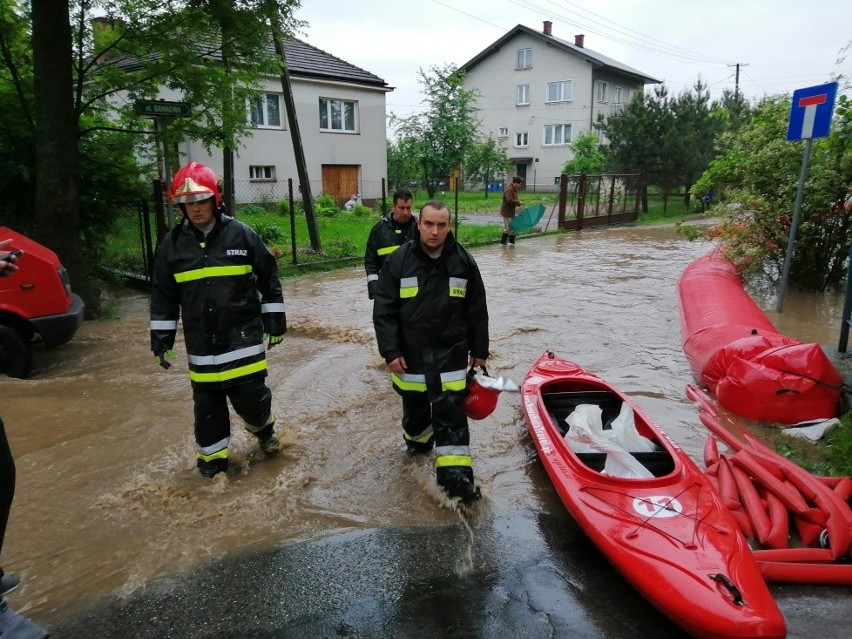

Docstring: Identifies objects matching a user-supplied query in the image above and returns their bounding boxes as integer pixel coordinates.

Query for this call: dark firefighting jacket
[150,215,285,389]
[364,214,417,299]
[372,231,488,394]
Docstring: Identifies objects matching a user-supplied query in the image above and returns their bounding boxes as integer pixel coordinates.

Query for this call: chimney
[543,21,552,36]
[574,34,585,48]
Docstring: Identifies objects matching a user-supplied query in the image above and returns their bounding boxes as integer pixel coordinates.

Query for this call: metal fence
[100,173,641,283]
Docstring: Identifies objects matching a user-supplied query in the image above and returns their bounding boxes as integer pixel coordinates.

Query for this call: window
[614,86,623,105]
[248,93,282,128]
[517,48,532,69]
[249,165,276,181]
[514,131,529,148]
[543,123,571,146]
[319,98,358,132]
[596,80,608,103]
[516,84,530,106]
[497,127,509,138]
[546,80,573,103]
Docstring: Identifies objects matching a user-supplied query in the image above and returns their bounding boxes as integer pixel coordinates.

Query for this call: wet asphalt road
[46,497,851,639]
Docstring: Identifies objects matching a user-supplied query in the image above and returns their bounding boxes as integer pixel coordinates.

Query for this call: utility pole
[728,63,749,100]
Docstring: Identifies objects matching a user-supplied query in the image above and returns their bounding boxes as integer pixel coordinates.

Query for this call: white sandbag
[610,402,657,452]
[564,404,604,453]
[781,417,839,442]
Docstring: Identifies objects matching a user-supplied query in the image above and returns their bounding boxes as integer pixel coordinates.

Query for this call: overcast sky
[295,0,851,119]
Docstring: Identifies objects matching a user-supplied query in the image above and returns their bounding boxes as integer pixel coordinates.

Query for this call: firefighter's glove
[155,349,176,369]
[263,333,285,350]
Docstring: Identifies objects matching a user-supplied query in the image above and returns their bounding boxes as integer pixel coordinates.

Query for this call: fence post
[558,174,568,228]
[288,179,297,265]
[607,175,616,223]
[577,173,587,230]
[381,178,387,217]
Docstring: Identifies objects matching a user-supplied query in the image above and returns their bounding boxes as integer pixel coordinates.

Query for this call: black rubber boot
[500,233,508,245]
[509,234,515,244]
[197,458,228,478]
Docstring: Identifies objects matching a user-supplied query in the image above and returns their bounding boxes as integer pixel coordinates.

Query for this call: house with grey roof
[158,38,391,205]
[459,21,660,189]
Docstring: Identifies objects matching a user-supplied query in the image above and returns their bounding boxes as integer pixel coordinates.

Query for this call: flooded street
[1,224,850,637]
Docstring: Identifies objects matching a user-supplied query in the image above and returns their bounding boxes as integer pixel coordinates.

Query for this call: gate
[101,199,156,284]
[557,173,641,230]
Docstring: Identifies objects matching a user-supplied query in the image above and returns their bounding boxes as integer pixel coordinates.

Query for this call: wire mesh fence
[99,173,640,282]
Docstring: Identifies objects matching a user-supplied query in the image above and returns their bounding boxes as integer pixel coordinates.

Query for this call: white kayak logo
[633,496,682,518]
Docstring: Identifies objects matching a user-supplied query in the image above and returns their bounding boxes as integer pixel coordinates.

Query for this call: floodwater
[1,223,850,637]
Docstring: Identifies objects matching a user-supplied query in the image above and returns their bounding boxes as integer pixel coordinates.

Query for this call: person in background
[0,239,50,638]
[344,194,358,211]
[150,162,286,478]
[500,176,524,245]
[372,201,489,504]
[364,188,416,299]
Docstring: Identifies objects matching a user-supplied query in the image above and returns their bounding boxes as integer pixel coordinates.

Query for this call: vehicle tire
[0,324,32,378]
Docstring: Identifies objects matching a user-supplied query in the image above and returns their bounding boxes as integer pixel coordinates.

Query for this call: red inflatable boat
[678,250,841,424]
[522,352,786,639]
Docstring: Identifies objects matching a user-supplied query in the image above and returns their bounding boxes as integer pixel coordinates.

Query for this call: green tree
[561,130,608,175]
[386,137,419,191]
[391,64,480,198]
[691,94,852,290]
[465,135,512,197]
[7,0,302,315]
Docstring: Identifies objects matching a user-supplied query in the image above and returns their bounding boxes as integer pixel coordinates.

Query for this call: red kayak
[522,352,786,639]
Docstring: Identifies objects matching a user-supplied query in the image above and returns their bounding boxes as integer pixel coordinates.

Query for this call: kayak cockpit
[542,389,676,478]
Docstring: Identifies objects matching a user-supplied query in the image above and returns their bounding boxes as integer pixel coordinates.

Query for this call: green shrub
[253,222,284,244]
[314,193,341,218]
[351,203,373,218]
[237,204,267,217]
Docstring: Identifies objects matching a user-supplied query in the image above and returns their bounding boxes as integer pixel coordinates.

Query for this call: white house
[128,38,391,205]
[459,21,660,189]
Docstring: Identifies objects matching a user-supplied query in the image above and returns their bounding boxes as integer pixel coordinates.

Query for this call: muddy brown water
[1,223,849,630]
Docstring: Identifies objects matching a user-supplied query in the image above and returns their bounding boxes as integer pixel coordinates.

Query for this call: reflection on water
[1,223,845,619]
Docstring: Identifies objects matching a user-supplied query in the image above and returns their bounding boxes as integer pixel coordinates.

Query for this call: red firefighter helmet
[464,367,500,420]
[170,161,221,206]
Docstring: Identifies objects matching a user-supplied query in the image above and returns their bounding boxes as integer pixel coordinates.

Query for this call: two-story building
[459,21,660,189]
[119,35,390,205]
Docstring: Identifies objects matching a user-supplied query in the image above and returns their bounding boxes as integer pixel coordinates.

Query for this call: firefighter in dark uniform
[150,161,286,478]
[372,200,489,503]
[364,188,416,299]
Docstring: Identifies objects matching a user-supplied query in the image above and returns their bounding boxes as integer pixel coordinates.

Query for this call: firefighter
[364,188,417,299]
[372,200,489,503]
[150,161,286,478]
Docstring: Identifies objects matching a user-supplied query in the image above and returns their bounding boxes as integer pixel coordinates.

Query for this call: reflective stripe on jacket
[150,215,286,388]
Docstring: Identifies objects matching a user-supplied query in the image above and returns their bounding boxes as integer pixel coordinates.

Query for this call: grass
[773,411,852,477]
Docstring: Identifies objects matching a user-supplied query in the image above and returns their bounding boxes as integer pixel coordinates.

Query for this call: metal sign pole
[776,138,813,312]
[157,116,175,229]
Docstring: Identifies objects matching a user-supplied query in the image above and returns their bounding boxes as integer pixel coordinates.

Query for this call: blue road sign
[786,82,838,141]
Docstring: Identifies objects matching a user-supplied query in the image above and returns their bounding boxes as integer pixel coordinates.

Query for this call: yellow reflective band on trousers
[196,447,229,462]
[377,245,400,256]
[174,264,252,283]
[391,372,427,392]
[189,359,267,383]
[435,454,473,468]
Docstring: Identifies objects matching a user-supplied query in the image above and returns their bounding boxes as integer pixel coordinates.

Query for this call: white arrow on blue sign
[786,82,838,141]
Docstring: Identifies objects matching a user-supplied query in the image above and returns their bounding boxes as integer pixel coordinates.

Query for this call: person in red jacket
[150,162,286,478]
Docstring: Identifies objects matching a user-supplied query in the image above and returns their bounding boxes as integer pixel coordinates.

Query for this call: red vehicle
[0,226,85,378]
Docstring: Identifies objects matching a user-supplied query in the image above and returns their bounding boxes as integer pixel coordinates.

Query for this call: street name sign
[134,100,191,118]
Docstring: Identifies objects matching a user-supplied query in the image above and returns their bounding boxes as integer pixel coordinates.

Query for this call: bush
[253,222,284,244]
[237,204,267,217]
[351,203,374,217]
[314,193,341,218]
